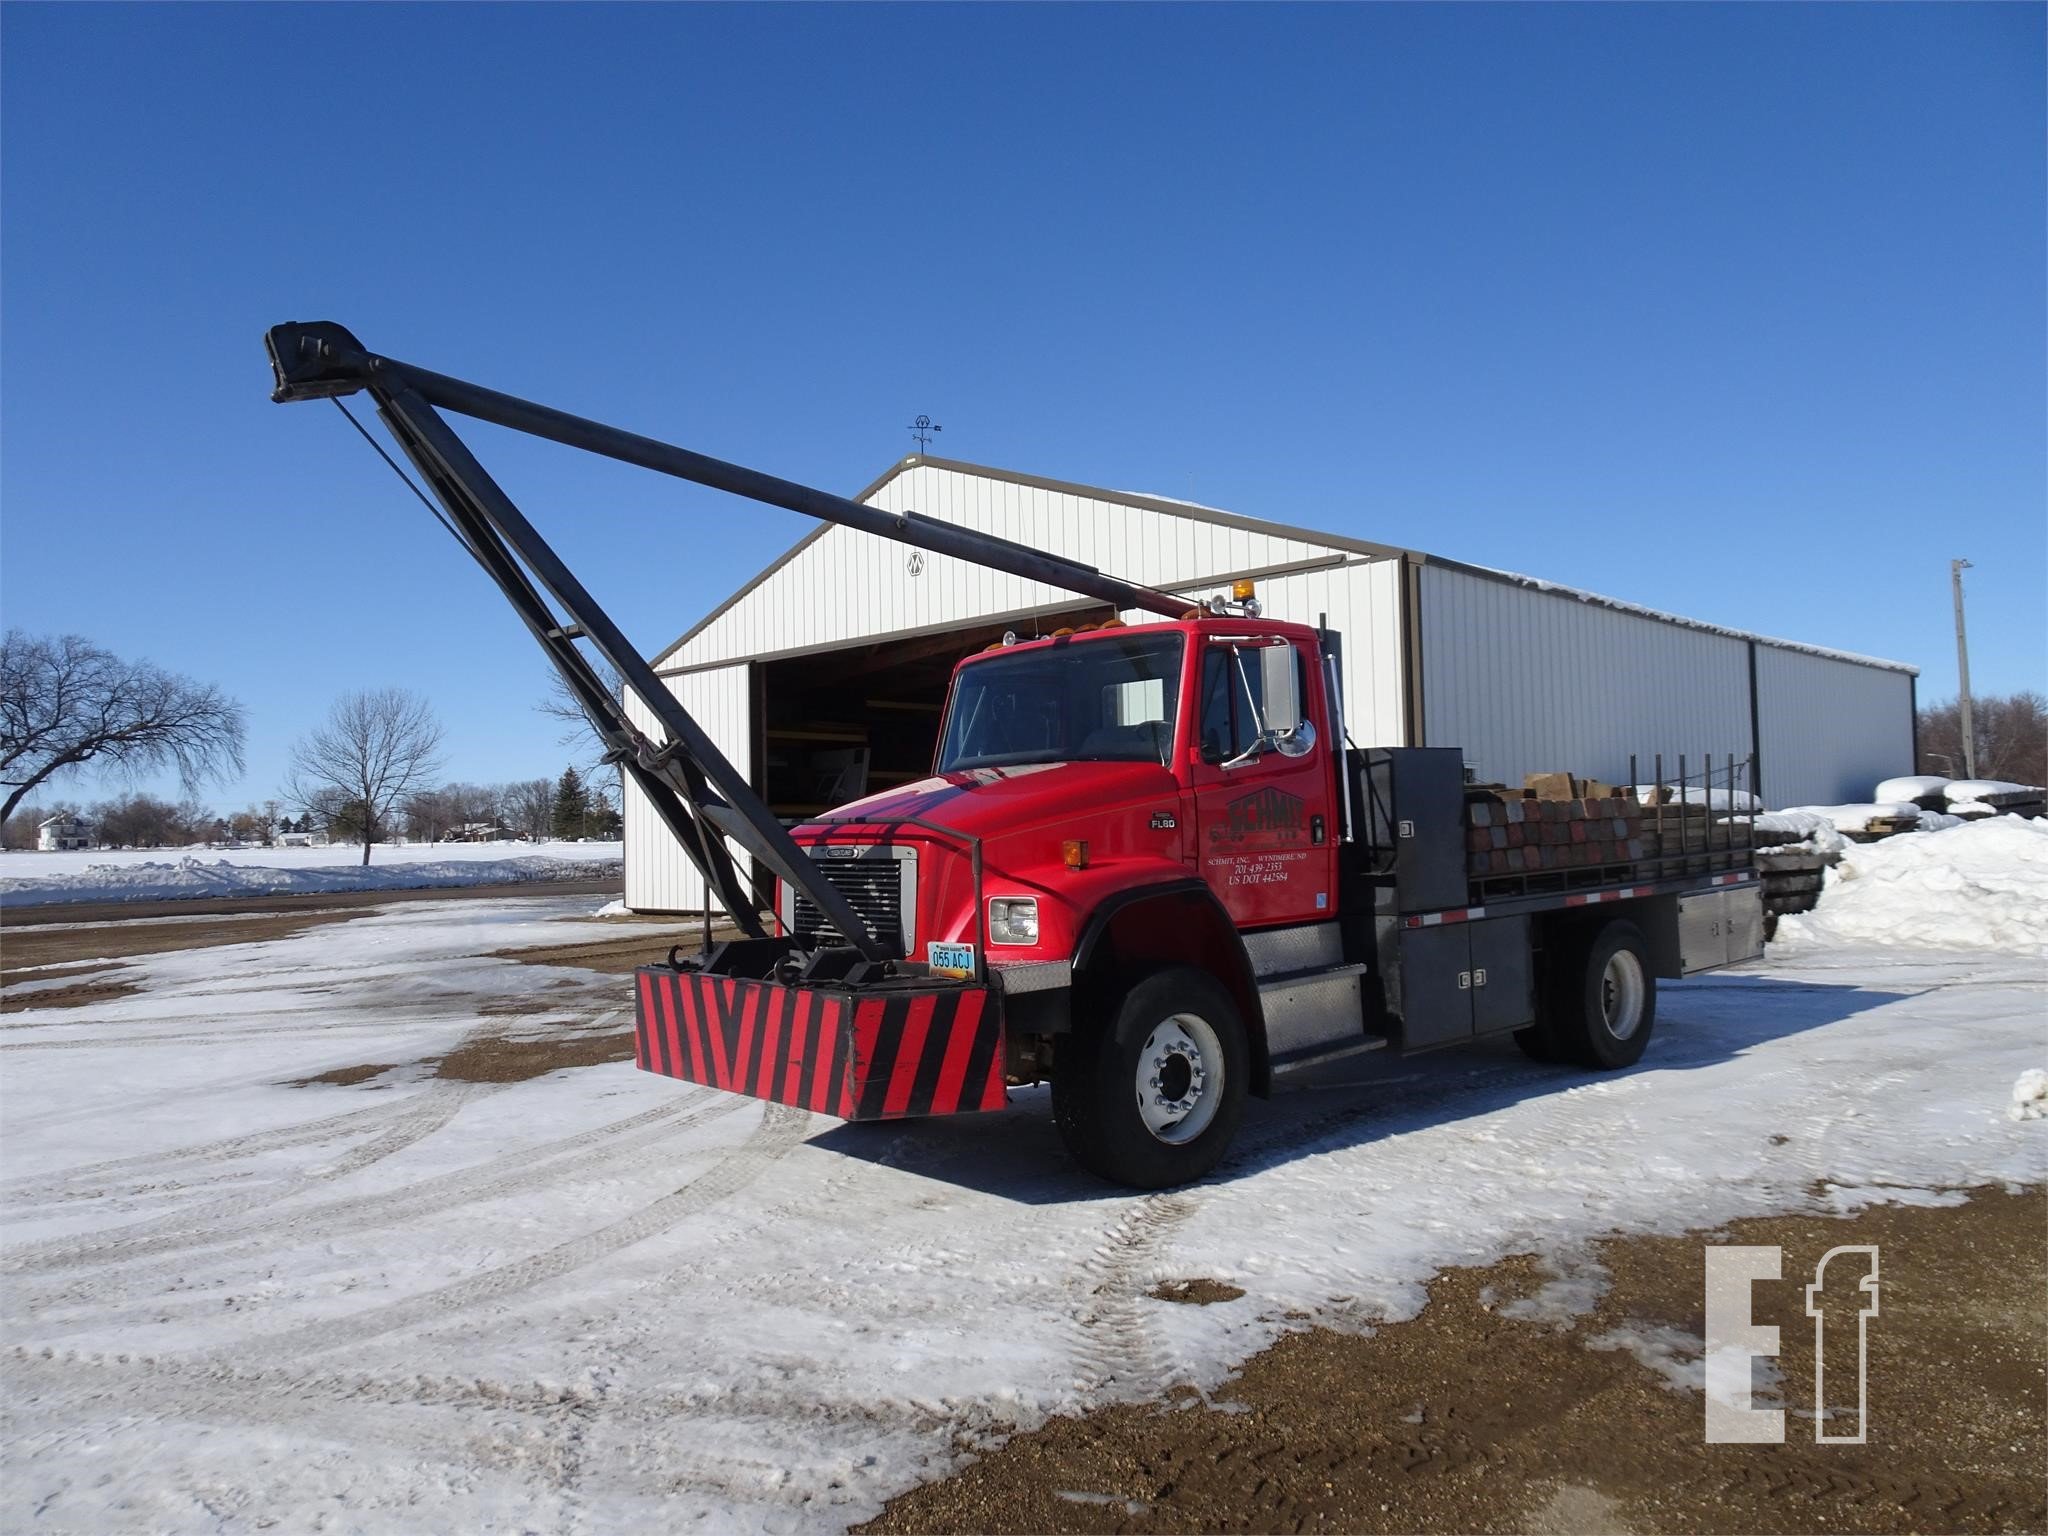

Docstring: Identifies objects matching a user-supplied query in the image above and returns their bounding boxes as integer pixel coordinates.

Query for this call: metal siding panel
[1246,560,1406,748]
[622,663,754,913]
[1418,565,1751,791]
[1754,644,1915,807]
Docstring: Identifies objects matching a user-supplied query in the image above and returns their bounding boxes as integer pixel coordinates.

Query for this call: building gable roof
[649,454,1412,667]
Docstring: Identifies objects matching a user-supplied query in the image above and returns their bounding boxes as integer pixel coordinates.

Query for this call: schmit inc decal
[1210,786,1305,847]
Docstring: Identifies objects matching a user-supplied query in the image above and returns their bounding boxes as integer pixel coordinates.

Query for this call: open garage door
[756,605,1115,822]
[629,604,1118,914]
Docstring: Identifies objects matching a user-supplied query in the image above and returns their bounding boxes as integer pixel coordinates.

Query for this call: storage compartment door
[1467,915,1535,1034]
[1677,889,1763,975]
[1397,925,1475,1048]
[1723,886,1764,966]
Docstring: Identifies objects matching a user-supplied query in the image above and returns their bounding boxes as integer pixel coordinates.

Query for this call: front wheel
[1052,967,1248,1188]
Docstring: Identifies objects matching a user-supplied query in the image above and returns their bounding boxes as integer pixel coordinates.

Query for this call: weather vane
[908,414,942,454]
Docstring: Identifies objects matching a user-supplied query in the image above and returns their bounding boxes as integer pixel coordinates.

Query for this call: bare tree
[286,689,445,866]
[537,663,625,820]
[1918,690,2046,787]
[504,777,554,841]
[0,630,246,825]
[88,793,216,849]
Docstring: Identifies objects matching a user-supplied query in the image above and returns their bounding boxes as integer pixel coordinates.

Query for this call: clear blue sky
[3,3,2041,812]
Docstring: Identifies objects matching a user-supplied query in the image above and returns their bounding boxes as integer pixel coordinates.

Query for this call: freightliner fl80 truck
[267,322,1763,1188]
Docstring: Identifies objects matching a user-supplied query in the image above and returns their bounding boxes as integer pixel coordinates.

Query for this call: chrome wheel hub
[1600,949,1647,1041]
[1136,1014,1223,1144]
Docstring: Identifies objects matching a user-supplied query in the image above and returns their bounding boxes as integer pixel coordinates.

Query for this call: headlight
[987,897,1040,945]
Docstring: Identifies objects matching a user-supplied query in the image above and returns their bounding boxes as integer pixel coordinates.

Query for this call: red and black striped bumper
[632,968,1007,1120]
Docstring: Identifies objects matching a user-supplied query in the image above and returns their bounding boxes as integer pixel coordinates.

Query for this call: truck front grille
[791,850,912,954]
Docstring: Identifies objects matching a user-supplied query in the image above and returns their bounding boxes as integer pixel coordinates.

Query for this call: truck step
[1257,960,1369,991]
[1270,1034,1389,1075]
[1256,963,1372,1061]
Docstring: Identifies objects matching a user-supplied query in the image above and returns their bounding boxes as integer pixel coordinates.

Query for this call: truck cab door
[1188,637,1338,927]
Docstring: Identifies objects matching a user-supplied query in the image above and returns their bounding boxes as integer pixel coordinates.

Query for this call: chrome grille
[791,851,910,953]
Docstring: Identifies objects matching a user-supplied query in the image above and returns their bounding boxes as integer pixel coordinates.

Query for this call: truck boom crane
[268,322,1762,1188]
[267,320,1188,963]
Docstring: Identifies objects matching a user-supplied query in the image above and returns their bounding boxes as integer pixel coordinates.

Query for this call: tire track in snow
[0,1092,439,1203]
[224,1100,811,1359]
[0,1344,944,1518]
[1068,1192,1197,1398]
[9,1090,738,1319]
[2,1083,489,1275]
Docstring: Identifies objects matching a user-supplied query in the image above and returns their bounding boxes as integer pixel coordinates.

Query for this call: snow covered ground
[3,880,2042,1534]
[8,811,2048,1531]
[0,840,622,907]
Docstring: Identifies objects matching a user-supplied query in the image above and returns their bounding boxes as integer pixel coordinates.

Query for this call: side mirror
[1273,717,1317,759]
[1259,643,1301,734]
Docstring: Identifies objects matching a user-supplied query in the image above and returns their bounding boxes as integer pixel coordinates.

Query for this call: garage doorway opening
[756,604,1116,821]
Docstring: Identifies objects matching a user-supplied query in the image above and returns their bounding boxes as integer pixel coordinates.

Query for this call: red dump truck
[268,322,1762,1188]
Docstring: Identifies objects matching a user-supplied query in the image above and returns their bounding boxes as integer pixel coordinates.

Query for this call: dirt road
[0,874,624,928]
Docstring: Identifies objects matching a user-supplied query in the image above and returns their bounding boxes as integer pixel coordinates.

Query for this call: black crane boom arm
[264,321,1188,963]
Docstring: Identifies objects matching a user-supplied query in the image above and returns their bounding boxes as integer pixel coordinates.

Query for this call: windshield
[937,633,1185,771]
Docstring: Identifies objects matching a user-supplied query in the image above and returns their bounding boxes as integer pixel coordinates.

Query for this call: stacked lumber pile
[1463,773,1645,879]
[1757,846,1831,926]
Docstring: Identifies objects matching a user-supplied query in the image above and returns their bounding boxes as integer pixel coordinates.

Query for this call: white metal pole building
[624,456,1917,915]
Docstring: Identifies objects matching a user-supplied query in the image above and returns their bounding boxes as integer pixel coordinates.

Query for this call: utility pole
[1951,558,1976,781]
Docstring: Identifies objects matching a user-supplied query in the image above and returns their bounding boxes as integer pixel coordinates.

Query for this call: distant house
[275,830,331,848]
[37,814,90,852]
[451,822,513,842]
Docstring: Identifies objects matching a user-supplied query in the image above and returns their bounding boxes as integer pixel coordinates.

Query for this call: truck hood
[797,760,1177,842]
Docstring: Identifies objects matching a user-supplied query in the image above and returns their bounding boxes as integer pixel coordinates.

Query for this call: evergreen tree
[551,766,588,840]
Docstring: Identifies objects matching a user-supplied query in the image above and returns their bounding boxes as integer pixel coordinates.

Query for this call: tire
[1513,1016,1564,1062]
[1052,966,1249,1189]
[1547,918,1656,1070]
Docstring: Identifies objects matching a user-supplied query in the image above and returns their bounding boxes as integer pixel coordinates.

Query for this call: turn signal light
[1063,839,1089,869]
[1232,578,1257,602]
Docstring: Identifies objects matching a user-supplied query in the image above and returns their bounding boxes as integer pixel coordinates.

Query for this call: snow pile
[2011,1070,2048,1122]
[592,898,631,917]
[1745,810,1847,856]
[1,838,621,880]
[1774,817,2048,954]
[1781,802,1922,833]
[0,853,623,908]
[1875,774,1951,803]
[1944,778,2046,805]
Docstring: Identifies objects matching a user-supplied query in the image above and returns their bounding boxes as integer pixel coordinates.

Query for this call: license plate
[926,941,976,979]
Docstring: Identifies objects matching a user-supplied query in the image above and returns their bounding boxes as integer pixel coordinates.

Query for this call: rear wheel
[1052,966,1248,1188]
[1545,918,1656,1069]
